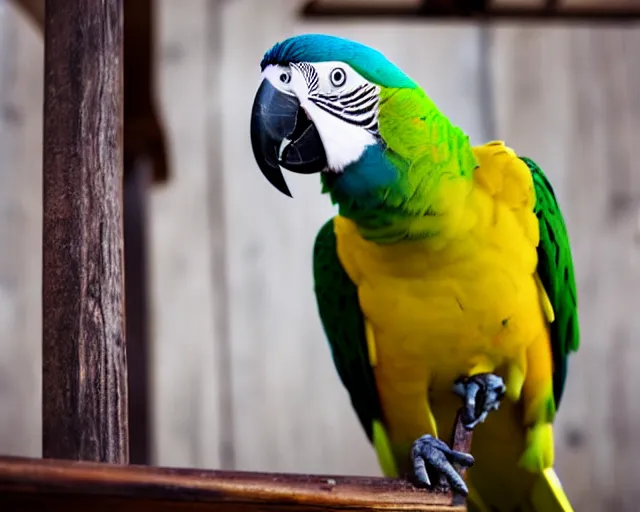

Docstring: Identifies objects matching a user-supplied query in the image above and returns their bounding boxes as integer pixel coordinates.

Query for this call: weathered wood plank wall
[0,0,639,510]
[491,26,640,510]
[150,0,221,471]
[0,0,42,458]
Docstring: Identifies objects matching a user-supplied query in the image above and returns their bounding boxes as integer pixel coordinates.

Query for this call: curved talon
[411,434,474,496]
[453,373,506,430]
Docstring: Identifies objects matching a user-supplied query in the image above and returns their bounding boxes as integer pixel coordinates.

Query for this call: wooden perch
[0,455,468,511]
[0,410,474,510]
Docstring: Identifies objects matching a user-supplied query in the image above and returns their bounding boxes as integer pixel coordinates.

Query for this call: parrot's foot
[453,373,506,430]
[410,434,474,496]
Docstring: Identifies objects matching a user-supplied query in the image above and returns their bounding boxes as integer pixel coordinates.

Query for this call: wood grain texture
[490,24,640,511]
[450,412,474,508]
[0,0,43,458]
[0,496,459,512]
[42,0,128,462]
[0,455,465,511]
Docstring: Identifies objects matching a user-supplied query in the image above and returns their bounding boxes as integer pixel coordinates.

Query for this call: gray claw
[411,434,474,496]
[453,373,506,429]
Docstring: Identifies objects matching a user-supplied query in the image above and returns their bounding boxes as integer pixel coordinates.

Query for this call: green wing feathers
[313,218,383,441]
[522,157,580,409]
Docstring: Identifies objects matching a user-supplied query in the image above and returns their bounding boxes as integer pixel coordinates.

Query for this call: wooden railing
[0,455,469,511]
[0,0,473,510]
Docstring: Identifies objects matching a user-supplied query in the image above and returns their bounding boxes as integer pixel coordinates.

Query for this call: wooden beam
[11,0,44,29]
[0,455,466,511]
[123,0,168,184]
[300,0,640,21]
[42,0,128,462]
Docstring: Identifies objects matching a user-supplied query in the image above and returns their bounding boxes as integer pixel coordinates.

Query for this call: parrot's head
[250,34,417,198]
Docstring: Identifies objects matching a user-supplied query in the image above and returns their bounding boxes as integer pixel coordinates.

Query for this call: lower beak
[250,79,327,197]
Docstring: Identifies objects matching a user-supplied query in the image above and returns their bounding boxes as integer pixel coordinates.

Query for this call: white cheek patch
[302,101,377,172]
[290,63,378,172]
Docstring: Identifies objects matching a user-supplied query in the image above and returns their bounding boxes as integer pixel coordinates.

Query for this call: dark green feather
[522,157,580,409]
[313,218,382,441]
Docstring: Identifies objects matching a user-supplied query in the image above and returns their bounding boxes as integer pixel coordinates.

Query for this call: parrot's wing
[313,218,383,442]
[521,157,580,408]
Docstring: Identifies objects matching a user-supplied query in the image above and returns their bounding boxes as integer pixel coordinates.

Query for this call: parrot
[249,34,579,512]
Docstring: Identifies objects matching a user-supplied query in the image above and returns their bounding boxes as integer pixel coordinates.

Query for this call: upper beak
[250,78,327,197]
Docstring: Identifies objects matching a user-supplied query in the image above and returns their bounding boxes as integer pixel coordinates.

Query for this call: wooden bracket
[123,0,169,184]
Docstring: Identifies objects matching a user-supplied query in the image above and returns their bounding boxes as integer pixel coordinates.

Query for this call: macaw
[249,34,579,512]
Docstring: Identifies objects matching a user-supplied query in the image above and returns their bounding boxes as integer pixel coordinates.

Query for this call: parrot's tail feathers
[372,420,398,478]
[528,468,574,512]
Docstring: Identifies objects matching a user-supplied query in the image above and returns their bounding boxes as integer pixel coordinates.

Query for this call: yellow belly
[333,181,550,460]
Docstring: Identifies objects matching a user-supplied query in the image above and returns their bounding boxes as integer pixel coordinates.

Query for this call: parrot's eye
[279,70,291,84]
[329,67,346,87]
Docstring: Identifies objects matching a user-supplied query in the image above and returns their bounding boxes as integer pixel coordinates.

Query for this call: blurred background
[1,0,639,510]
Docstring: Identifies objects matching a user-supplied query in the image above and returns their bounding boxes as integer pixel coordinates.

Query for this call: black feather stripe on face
[312,84,380,134]
[290,62,319,93]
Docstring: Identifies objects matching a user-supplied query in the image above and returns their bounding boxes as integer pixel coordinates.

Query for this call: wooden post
[42,0,128,463]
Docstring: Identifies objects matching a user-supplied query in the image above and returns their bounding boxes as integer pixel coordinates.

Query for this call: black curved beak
[250,79,327,197]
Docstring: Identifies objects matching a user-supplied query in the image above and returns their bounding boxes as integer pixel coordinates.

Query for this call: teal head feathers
[250,34,477,240]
